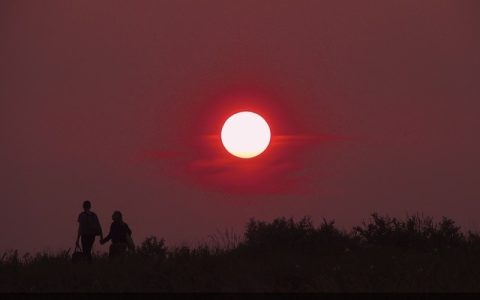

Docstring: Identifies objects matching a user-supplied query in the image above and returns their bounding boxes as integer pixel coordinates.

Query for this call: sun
[221,111,271,159]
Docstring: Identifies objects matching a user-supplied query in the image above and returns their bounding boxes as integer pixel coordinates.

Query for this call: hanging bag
[71,245,86,263]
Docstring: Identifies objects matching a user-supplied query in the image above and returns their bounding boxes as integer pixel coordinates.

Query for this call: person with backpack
[76,200,103,261]
[100,211,134,258]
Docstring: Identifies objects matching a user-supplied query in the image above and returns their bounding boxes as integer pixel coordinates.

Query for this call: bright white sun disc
[221,111,271,159]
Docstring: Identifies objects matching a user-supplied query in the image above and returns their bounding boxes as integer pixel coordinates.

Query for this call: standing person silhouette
[101,211,134,257]
[76,200,103,261]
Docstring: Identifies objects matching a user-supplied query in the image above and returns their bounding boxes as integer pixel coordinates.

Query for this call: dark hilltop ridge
[2,213,480,292]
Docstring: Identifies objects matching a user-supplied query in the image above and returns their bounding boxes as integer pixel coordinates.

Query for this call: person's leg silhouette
[81,235,95,261]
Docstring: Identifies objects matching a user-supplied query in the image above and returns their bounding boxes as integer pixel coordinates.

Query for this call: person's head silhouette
[112,211,123,222]
[83,200,91,212]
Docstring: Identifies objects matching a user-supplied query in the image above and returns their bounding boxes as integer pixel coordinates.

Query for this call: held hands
[98,233,106,245]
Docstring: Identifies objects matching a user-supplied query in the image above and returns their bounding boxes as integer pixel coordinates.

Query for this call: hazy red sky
[1,1,479,252]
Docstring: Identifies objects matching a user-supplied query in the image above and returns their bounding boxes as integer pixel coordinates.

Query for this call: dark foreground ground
[2,214,480,292]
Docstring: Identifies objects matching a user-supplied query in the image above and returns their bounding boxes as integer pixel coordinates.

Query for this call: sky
[1,1,479,253]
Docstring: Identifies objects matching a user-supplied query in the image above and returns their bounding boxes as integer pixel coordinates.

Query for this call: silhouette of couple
[75,200,133,260]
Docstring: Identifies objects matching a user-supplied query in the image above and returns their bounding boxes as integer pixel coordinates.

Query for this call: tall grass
[1,213,480,292]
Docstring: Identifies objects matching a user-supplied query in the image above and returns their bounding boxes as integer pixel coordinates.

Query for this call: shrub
[136,236,167,261]
[243,216,351,253]
[353,213,465,248]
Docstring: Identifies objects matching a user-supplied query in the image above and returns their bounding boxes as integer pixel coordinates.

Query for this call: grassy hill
[2,213,480,292]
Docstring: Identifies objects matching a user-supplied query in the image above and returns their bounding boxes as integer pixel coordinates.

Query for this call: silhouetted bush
[243,216,353,253]
[314,218,358,249]
[244,217,314,250]
[137,236,167,262]
[353,213,464,248]
[431,217,464,247]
